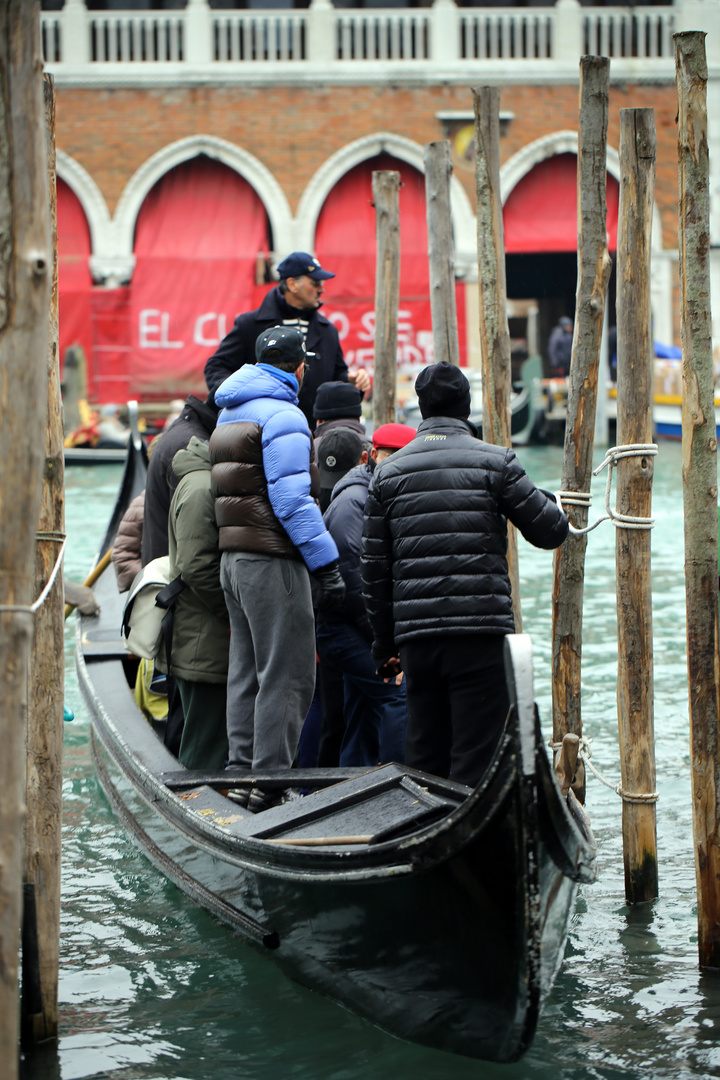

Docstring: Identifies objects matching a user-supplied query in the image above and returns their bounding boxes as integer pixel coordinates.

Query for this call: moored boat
[75,427,596,1063]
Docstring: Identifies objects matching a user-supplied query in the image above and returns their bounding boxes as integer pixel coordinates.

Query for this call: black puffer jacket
[361,416,568,655]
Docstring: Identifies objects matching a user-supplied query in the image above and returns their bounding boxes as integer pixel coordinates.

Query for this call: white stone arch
[500,130,664,250]
[56,150,113,272]
[111,135,293,279]
[500,130,673,344]
[295,132,478,276]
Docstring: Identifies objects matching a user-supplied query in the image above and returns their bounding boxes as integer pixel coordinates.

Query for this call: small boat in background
[75,421,596,1063]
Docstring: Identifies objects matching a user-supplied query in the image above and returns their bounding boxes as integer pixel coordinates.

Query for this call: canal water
[26,440,720,1080]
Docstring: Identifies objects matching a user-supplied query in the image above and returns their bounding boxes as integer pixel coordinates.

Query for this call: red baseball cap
[372,423,416,451]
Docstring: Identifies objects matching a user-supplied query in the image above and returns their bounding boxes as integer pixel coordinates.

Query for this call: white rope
[555,443,658,536]
[0,535,67,617]
[549,736,659,804]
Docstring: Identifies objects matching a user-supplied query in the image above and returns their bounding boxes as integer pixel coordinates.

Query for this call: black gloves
[313,561,346,614]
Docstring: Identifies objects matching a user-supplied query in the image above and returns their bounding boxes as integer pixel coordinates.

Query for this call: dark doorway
[506,251,616,375]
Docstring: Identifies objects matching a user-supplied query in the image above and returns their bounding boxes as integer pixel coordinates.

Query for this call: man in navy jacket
[204,252,370,428]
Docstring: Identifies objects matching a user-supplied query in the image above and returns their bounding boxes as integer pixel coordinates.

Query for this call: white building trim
[111,135,294,279]
[294,132,477,277]
[56,150,118,280]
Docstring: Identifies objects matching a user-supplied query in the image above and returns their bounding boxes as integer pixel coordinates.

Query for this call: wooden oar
[64,548,112,619]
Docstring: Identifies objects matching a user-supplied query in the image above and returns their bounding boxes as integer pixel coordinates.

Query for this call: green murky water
[24,440,720,1080]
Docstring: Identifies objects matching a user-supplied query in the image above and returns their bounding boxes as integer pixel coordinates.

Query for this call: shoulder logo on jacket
[424,434,447,442]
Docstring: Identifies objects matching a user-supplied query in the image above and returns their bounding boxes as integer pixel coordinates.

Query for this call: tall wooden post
[424,141,459,367]
[615,107,658,903]
[22,73,65,1045]
[472,86,521,631]
[675,31,720,968]
[372,170,400,429]
[551,58,613,769]
[0,3,52,1076]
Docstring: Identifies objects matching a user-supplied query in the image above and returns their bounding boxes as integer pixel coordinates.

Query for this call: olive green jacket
[165,437,229,683]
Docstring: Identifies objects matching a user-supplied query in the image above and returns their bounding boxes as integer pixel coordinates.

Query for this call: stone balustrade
[41,0,719,82]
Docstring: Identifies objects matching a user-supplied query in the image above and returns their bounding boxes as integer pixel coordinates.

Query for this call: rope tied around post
[0,533,67,617]
[556,443,658,536]
[549,736,659,804]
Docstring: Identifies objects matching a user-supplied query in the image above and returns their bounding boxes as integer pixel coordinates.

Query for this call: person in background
[203,252,370,428]
[317,422,416,768]
[316,427,365,514]
[313,381,367,462]
[142,392,219,566]
[210,324,345,812]
[162,436,229,771]
[112,491,145,593]
[548,316,573,378]
[361,362,569,789]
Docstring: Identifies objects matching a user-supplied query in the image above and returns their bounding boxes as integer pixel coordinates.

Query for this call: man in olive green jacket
[165,436,230,769]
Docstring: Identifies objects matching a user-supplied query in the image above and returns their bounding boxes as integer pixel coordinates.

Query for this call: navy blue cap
[276,252,335,281]
[255,325,306,366]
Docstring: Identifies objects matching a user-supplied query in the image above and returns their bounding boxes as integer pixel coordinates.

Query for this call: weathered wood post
[372,170,401,429]
[22,73,65,1046]
[424,141,460,367]
[674,30,720,967]
[551,58,613,786]
[0,3,52,1075]
[615,107,659,903]
[472,86,521,631]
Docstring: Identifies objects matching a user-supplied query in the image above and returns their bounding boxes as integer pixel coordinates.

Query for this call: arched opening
[126,155,272,398]
[57,177,93,382]
[313,152,466,377]
[503,153,619,374]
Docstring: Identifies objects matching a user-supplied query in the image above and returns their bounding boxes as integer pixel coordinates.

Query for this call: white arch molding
[500,130,673,343]
[294,132,478,276]
[56,151,116,280]
[109,135,294,283]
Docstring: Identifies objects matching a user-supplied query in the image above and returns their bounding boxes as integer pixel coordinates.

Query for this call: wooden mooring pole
[674,31,720,968]
[424,141,459,367]
[21,73,65,1046]
[615,107,658,903]
[0,3,53,1076]
[372,170,400,429]
[551,57,613,795]
[472,86,521,631]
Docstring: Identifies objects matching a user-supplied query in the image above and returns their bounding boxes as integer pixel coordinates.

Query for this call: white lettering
[139,309,184,350]
[194,312,227,347]
[357,311,375,343]
[327,310,350,341]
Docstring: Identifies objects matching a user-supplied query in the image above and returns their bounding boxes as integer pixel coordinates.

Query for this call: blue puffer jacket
[210,363,338,573]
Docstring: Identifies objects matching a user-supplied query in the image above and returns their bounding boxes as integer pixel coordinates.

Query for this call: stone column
[307,0,335,66]
[553,0,583,63]
[186,0,213,65]
[63,0,90,66]
[432,0,460,66]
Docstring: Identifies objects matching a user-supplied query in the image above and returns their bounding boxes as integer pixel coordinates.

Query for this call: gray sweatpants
[220,552,316,770]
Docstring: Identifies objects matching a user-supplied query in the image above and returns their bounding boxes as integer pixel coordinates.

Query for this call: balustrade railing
[89,13,184,63]
[214,12,307,62]
[460,9,553,60]
[40,3,682,71]
[583,8,675,59]
[336,12,431,62]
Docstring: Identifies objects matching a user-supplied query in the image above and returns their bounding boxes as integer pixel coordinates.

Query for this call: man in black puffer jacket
[361,361,569,789]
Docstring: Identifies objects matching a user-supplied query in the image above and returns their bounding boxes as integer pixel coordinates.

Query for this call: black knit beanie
[415,361,471,419]
[313,381,363,420]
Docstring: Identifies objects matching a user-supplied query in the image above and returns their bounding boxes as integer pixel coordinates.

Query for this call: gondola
[75,406,596,1064]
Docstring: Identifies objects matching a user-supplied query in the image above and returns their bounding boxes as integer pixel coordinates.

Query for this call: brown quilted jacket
[210,421,321,559]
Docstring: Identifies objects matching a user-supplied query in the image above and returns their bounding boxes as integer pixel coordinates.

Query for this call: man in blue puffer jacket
[210,326,345,809]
